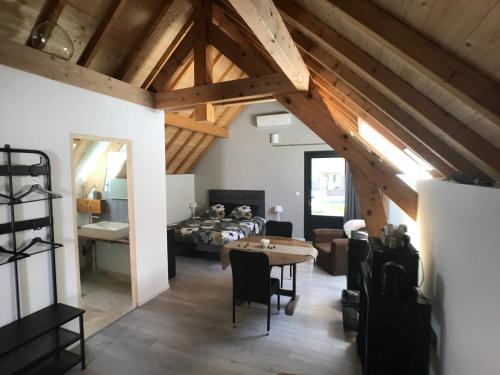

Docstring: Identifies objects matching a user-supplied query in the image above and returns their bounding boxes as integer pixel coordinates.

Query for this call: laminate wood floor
[70,254,362,375]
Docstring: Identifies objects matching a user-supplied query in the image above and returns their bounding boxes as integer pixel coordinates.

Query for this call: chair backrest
[229,250,271,304]
[265,220,293,238]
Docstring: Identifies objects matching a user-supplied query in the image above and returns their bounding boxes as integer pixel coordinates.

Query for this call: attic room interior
[0,0,499,374]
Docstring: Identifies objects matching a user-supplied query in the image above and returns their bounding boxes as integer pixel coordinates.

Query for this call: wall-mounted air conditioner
[256,113,293,127]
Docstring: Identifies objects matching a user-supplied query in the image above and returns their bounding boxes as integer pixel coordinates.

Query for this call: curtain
[344,161,362,222]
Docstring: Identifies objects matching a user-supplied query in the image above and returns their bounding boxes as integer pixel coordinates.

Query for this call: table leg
[284,264,300,316]
[92,240,97,274]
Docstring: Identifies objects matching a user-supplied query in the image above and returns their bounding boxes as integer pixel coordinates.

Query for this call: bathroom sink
[80,221,129,240]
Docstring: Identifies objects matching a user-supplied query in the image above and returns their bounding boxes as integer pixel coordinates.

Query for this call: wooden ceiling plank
[276,84,418,219]
[167,131,198,173]
[77,0,126,68]
[151,29,194,92]
[0,34,154,107]
[118,0,192,87]
[193,0,214,122]
[277,2,500,176]
[226,0,309,91]
[155,73,296,110]
[27,0,67,48]
[328,0,500,130]
[174,134,209,174]
[165,113,229,138]
[142,18,193,90]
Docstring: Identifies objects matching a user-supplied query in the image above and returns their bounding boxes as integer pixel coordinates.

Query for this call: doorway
[71,135,137,337]
[304,151,346,241]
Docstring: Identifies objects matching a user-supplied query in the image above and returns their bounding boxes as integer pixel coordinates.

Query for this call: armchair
[313,228,349,275]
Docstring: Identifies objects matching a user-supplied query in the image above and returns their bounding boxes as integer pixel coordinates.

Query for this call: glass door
[304,151,346,240]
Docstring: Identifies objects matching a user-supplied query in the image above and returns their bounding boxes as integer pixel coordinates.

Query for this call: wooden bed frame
[176,189,266,254]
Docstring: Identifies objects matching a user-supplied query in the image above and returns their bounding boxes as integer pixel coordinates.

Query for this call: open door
[304,151,346,241]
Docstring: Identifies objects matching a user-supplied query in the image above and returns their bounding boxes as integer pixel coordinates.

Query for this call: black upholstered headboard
[208,189,266,218]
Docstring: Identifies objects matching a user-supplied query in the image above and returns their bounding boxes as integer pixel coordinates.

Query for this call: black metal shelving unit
[0,145,85,374]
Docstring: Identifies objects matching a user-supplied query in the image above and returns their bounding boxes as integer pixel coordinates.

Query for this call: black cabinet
[167,227,177,280]
[358,262,431,375]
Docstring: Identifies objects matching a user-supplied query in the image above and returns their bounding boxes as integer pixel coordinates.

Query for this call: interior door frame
[304,150,345,241]
[69,133,138,311]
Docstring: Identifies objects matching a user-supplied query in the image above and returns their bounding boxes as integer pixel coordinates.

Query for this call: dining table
[221,235,318,316]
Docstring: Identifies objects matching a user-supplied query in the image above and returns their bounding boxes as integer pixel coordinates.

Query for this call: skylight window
[358,119,432,189]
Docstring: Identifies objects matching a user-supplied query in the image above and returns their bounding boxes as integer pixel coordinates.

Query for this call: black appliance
[369,237,419,290]
[380,261,413,298]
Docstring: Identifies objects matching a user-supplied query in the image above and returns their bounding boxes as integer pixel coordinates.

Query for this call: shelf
[0,243,63,266]
[0,303,84,357]
[0,195,62,206]
[0,217,51,236]
[26,350,81,375]
[0,328,80,374]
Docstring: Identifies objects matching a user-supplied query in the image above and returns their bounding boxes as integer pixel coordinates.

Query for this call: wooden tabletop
[222,236,317,268]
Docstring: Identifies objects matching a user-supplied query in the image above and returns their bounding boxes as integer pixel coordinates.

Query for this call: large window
[310,157,346,216]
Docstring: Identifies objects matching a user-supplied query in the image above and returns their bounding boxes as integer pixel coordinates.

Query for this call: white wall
[0,65,168,326]
[417,180,500,375]
[166,174,195,225]
[193,102,331,238]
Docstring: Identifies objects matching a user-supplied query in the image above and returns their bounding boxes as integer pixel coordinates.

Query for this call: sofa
[313,228,349,275]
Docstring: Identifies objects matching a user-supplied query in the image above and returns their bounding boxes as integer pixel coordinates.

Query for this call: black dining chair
[229,250,280,333]
[265,220,293,287]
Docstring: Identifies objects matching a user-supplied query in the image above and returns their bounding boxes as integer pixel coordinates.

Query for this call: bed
[173,189,266,253]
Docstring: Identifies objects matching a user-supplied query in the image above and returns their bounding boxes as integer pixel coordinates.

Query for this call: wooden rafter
[155,73,296,110]
[276,0,500,178]
[142,18,193,90]
[304,53,467,178]
[165,113,229,137]
[151,28,195,92]
[0,34,154,107]
[193,0,214,122]
[226,0,309,91]
[277,85,418,219]
[27,0,67,48]
[207,23,416,217]
[328,0,500,130]
[118,0,192,87]
[349,162,387,236]
[77,0,126,68]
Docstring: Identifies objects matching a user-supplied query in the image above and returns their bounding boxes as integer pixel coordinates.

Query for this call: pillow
[204,204,225,219]
[230,205,253,220]
[344,219,366,238]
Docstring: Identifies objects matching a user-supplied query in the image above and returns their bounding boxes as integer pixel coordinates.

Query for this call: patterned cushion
[230,205,253,220]
[204,204,225,219]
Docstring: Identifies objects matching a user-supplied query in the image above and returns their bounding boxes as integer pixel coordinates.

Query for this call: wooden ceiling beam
[305,56,465,178]
[328,0,500,130]
[312,74,449,178]
[193,0,214,122]
[77,0,126,68]
[0,34,154,107]
[276,1,500,177]
[165,113,229,138]
[349,162,387,236]
[155,73,296,110]
[276,83,418,219]
[118,0,192,87]
[226,0,309,91]
[208,24,274,77]
[27,0,67,48]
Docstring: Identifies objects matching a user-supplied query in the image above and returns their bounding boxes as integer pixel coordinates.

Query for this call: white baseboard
[138,284,170,306]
